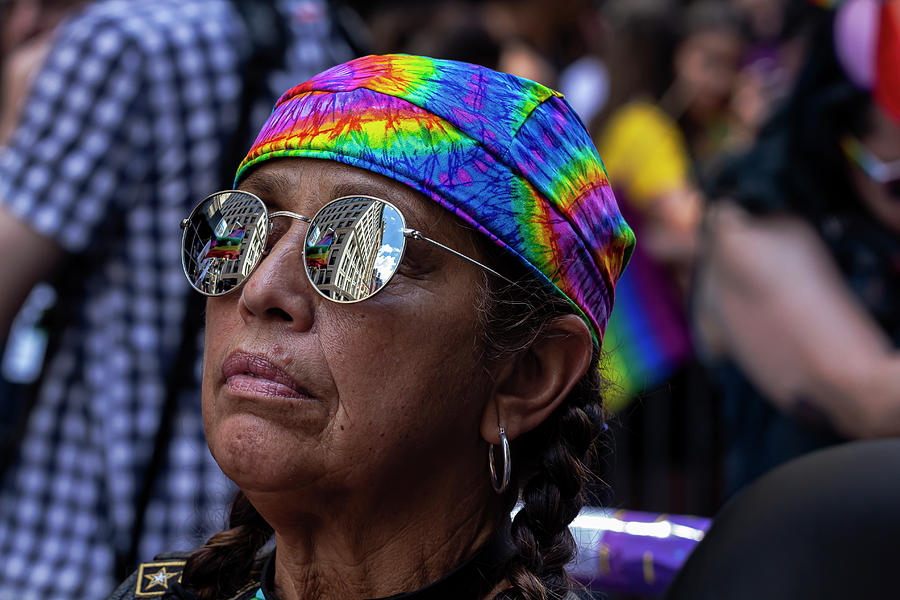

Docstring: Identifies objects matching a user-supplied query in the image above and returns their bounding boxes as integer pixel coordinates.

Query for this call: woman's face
[675,28,743,116]
[202,159,497,503]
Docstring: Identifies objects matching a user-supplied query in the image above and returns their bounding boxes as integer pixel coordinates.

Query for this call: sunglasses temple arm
[402,228,515,285]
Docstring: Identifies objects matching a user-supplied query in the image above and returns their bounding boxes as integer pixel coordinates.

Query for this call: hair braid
[474,246,607,600]
[181,491,273,600]
[505,367,604,600]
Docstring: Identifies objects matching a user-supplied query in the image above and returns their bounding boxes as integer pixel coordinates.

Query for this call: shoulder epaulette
[134,559,186,597]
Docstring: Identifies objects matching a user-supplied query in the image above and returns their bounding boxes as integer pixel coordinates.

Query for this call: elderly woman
[110,54,633,600]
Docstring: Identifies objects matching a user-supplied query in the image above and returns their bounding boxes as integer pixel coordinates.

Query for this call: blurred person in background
[0,0,86,481]
[395,1,504,70]
[592,0,744,419]
[0,0,352,597]
[488,0,611,124]
[694,0,900,495]
[354,0,607,117]
[665,438,900,599]
[590,0,746,514]
[0,0,85,142]
[664,1,747,180]
[482,0,601,89]
[729,0,816,148]
[597,2,699,293]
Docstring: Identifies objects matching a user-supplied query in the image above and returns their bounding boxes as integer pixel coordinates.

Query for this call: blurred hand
[1,0,42,55]
[695,202,900,439]
[0,31,54,145]
[640,186,704,293]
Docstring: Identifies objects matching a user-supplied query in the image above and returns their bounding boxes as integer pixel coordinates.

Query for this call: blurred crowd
[1,0,898,598]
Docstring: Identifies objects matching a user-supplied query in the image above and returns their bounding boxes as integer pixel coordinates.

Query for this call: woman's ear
[481,314,593,443]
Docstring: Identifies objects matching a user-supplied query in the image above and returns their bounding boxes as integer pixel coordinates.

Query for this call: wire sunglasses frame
[180,190,511,302]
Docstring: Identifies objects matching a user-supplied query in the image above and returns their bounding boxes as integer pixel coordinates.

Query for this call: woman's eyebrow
[330,181,397,201]
[241,171,295,208]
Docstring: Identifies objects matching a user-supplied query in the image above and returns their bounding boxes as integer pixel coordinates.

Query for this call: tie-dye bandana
[236,54,634,343]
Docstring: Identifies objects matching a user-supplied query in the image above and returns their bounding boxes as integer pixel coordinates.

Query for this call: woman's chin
[208,413,323,493]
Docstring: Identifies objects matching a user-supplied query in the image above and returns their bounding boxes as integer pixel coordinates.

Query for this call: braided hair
[181,249,606,600]
[180,491,272,600]
[475,250,607,600]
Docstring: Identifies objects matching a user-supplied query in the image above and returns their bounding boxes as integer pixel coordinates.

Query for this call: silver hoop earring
[488,426,511,494]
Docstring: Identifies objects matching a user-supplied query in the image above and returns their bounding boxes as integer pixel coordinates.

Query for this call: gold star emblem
[135,560,185,597]
[144,567,178,589]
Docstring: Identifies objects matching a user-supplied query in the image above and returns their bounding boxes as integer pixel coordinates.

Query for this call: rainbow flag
[600,236,693,412]
[305,234,333,270]
[305,251,329,269]
[205,228,244,260]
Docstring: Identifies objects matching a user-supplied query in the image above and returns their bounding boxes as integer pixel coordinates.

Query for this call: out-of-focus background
[2,0,899,598]
[328,0,863,514]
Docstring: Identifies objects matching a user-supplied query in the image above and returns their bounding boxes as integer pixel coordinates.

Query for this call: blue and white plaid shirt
[0,1,351,598]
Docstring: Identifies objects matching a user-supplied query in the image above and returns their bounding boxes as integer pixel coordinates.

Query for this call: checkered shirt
[0,1,352,598]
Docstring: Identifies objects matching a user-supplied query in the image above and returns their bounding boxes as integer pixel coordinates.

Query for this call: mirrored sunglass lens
[182,191,268,296]
[304,197,405,302]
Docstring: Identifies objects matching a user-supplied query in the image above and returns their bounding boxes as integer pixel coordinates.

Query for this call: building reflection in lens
[187,192,266,295]
[306,198,388,301]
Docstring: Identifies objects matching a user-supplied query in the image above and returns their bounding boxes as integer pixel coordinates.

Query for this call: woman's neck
[247,473,503,600]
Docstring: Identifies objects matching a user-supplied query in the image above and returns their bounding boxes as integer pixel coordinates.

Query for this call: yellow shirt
[597,101,692,209]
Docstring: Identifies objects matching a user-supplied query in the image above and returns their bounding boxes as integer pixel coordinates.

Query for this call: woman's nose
[238,225,316,330]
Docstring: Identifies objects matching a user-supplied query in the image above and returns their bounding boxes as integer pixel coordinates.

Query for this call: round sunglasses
[180,190,509,302]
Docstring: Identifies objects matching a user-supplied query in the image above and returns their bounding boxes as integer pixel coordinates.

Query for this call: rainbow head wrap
[236,54,635,343]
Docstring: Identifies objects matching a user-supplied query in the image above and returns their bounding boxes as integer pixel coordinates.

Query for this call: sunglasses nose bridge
[237,220,321,328]
[261,215,311,264]
[268,210,312,224]
[263,210,312,253]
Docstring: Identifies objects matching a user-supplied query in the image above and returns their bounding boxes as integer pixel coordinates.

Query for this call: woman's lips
[222,351,309,400]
